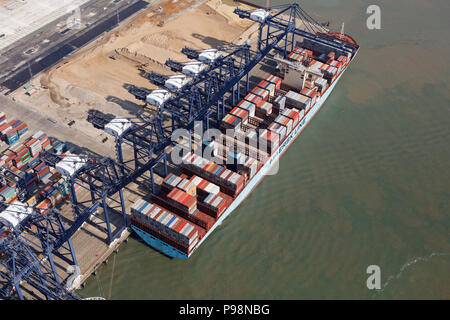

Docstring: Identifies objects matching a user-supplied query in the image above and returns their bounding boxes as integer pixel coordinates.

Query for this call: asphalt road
[0,0,151,93]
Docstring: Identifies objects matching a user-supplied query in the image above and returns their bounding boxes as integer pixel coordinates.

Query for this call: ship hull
[132,60,351,259]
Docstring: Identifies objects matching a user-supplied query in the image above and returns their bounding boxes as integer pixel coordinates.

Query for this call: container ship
[130,12,359,259]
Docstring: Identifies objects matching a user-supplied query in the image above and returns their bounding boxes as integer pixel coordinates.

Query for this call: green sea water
[80,0,450,299]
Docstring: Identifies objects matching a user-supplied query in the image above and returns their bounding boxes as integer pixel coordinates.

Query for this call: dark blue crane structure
[0,203,84,300]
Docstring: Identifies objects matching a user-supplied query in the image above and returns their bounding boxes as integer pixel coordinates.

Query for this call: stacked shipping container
[0,113,75,218]
[131,199,199,253]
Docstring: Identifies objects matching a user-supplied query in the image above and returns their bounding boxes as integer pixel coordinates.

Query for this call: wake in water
[372,252,450,298]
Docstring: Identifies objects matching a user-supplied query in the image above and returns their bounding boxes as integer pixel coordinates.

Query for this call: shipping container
[274,114,293,134]
[250,86,270,102]
[221,114,241,131]
[229,106,249,122]
[300,87,318,105]
[273,95,286,110]
[244,93,264,108]
[259,129,280,154]
[287,51,304,63]
[236,99,256,117]
[281,108,300,126]
[256,101,272,117]
[293,47,313,56]
[167,188,197,215]
[264,74,282,90]
[268,122,287,141]
[285,90,312,111]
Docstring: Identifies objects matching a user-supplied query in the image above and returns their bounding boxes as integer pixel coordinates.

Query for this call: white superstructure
[104,118,132,137]
[146,89,172,107]
[55,152,86,177]
[0,201,34,228]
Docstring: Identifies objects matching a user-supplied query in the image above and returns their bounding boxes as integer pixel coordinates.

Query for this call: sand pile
[141,31,174,48]
[206,0,253,28]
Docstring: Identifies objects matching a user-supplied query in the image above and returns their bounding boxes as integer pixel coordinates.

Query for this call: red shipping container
[38,167,50,178]
[257,79,270,89]
[25,138,37,147]
[6,129,17,137]
[282,109,300,125]
[229,106,249,121]
[300,87,317,99]
[16,122,27,132]
[244,93,263,107]
[264,74,282,90]
[0,123,9,133]
[41,139,51,148]
[250,86,269,101]
[175,220,188,233]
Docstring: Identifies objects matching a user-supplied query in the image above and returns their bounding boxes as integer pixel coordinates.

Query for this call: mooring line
[108,252,117,300]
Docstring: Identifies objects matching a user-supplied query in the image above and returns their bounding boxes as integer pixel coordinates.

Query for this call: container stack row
[161,171,226,219]
[131,199,200,253]
[0,112,76,217]
[0,114,29,146]
[221,74,282,134]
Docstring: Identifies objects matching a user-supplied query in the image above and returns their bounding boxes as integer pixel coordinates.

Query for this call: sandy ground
[12,0,255,146]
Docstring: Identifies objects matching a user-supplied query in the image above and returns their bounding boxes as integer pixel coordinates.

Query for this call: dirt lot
[12,0,256,148]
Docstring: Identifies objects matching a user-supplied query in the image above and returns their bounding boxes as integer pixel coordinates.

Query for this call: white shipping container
[259,101,273,115]
[149,207,160,219]
[204,182,220,195]
[274,115,293,133]
[32,130,45,140]
[156,212,170,228]
[264,83,276,96]
[244,157,257,179]
[211,195,224,208]
[227,172,241,185]
[131,199,144,212]
[274,95,286,110]
[180,223,194,238]
[268,122,287,141]
[142,203,155,216]
[189,237,199,250]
